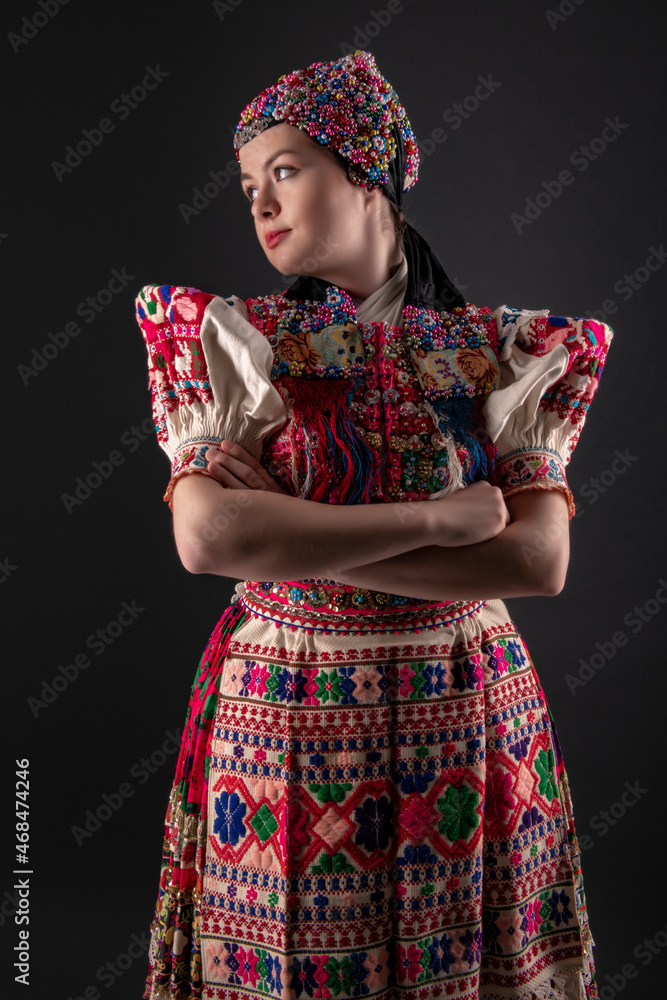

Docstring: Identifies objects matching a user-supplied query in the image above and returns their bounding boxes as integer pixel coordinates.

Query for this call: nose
[251,184,279,221]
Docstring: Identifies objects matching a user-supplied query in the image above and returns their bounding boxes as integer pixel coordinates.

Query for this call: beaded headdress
[234,50,464,314]
[234,50,420,194]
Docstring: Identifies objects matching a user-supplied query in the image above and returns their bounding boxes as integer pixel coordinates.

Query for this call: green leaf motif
[326,956,357,996]
[436,783,480,841]
[308,782,352,804]
[535,749,557,801]
[311,851,354,874]
[250,803,278,843]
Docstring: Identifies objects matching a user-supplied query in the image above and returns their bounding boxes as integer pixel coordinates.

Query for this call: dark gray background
[3,1,665,997]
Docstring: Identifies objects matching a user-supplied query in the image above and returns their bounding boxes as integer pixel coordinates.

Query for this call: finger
[219,441,284,491]
[209,449,252,480]
[207,462,249,490]
[207,454,283,493]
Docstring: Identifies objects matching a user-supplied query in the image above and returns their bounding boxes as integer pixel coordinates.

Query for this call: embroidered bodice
[134,278,613,519]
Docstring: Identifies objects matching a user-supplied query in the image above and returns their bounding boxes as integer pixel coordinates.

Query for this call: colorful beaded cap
[234,50,420,193]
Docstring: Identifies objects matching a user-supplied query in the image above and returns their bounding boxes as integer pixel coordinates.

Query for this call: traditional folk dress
[135,255,612,1000]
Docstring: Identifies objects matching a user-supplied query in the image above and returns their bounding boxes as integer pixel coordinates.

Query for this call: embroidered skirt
[143,582,597,1000]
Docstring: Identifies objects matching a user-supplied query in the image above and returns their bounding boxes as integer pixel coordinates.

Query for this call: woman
[135,51,612,1000]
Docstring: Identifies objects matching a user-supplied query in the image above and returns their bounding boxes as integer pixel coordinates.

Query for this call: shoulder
[135,284,250,336]
[135,285,254,350]
[492,304,613,363]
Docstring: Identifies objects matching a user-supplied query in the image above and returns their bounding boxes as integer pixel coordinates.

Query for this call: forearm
[172,473,434,579]
[337,491,571,601]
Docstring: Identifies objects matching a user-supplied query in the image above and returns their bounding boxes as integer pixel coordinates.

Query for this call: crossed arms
[170,440,570,601]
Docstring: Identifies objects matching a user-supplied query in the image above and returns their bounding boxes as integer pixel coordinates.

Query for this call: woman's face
[238,123,380,289]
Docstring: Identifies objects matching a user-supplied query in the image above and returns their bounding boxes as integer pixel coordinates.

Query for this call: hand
[205,440,290,495]
[428,480,511,547]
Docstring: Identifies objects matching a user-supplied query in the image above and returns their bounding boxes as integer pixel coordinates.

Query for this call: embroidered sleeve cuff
[496,446,575,519]
[163,438,223,510]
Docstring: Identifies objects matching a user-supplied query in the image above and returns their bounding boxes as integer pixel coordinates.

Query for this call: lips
[265,229,291,249]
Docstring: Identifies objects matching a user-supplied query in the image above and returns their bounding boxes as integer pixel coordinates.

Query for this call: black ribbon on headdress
[288,123,465,312]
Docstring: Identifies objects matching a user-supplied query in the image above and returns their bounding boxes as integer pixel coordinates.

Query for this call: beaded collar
[246,283,501,403]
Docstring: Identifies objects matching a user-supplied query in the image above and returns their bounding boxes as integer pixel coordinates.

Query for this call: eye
[244,166,296,204]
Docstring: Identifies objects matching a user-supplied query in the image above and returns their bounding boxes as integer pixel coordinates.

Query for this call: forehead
[238,122,326,174]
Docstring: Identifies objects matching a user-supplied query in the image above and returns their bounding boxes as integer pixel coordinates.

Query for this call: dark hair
[387,199,408,242]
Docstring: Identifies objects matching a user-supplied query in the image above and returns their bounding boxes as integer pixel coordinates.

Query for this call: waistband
[234,579,486,634]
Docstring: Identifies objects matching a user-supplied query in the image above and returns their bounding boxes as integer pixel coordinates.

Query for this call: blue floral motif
[452,657,479,693]
[400,843,437,865]
[422,660,448,696]
[213,791,247,846]
[268,954,284,996]
[354,795,395,851]
[349,952,371,995]
[547,457,565,483]
[547,889,573,927]
[482,909,502,954]
[274,668,308,704]
[400,769,436,794]
[338,666,360,705]
[427,932,455,974]
[289,956,319,998]
[506,639,526,669]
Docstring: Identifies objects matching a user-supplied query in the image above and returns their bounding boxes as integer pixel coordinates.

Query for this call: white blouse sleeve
[482,305,613,518]
[135,284,287,508]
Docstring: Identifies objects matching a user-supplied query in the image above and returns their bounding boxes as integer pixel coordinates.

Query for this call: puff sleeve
[483,306,613,518]
[135,284,288,508]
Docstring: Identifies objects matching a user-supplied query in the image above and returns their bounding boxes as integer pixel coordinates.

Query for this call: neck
[315,197,404,301]
[342,239,404,303]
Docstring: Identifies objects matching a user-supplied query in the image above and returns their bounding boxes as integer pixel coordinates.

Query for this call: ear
[363,186,386,212]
